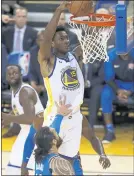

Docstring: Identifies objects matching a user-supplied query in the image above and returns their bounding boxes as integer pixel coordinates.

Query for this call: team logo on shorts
[61,66,80,91]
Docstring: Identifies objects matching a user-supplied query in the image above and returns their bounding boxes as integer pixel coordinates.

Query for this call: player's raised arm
[38,1,70,63]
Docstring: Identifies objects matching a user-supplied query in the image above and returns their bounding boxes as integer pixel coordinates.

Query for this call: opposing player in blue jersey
[35,126,75,175]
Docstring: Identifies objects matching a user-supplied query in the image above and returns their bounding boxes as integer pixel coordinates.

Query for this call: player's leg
[101,85,116,143]
[7,127,35,175]
[72,154,83,175]
[58,111,83,175]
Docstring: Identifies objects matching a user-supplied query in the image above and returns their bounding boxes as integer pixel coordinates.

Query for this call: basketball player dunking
[36,1,110,175]
[2,65,44,175]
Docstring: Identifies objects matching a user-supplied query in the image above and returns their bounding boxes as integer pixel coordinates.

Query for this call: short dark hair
[34,126,56,164]
[52,26,68,41]
[7,64,22,73]
[14,7,28,16]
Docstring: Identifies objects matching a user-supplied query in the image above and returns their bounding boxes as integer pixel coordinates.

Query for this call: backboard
[116,1,134,54]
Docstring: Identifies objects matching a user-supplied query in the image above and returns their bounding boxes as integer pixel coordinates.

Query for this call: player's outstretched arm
[38,1,70,63]
[82,116,111,169]
[2,87,38,126]
[49,156,75,175]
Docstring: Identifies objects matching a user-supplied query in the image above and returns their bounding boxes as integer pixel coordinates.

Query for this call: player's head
[52,26,69,54]
[14,7,28,28]
[6,65,22,87]
[34,126,62,164]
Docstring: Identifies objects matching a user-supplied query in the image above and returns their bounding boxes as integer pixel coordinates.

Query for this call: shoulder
[38,50,55,78]
[3,25,14,33]
[69,52,77,60]
[49,156,74,175]
[19,86,36,99]
[19,85,37,105]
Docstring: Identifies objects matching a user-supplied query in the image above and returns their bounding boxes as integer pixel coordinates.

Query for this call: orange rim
[70,13,116,27]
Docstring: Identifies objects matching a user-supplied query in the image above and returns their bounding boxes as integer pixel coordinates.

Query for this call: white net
[69,15,115,64]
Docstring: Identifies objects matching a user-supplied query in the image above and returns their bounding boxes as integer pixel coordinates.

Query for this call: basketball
[68,0,94,17]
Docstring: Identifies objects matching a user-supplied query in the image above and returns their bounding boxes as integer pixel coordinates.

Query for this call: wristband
[100,154,106,157]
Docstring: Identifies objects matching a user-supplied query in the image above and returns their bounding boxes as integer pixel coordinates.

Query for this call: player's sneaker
[102,131,116,143]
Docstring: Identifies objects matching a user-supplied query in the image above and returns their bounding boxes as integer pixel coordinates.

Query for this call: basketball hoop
[69,13,116,63]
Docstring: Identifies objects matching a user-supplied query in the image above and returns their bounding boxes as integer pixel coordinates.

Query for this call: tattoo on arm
[50,156,75,175]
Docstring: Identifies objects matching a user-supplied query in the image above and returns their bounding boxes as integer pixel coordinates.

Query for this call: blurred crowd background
[1,0,134,142]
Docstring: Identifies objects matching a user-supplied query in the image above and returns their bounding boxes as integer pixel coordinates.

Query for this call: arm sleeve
[49,157,75,175]
[49,115,63,134]
[22,125,36,163]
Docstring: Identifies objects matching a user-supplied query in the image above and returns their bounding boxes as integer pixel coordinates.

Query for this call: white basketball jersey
[9,83,44,168]
[11,83,44,127]
[44,52,84,118]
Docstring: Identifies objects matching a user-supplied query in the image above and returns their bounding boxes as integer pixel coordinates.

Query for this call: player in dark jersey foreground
[35,126,75,175]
